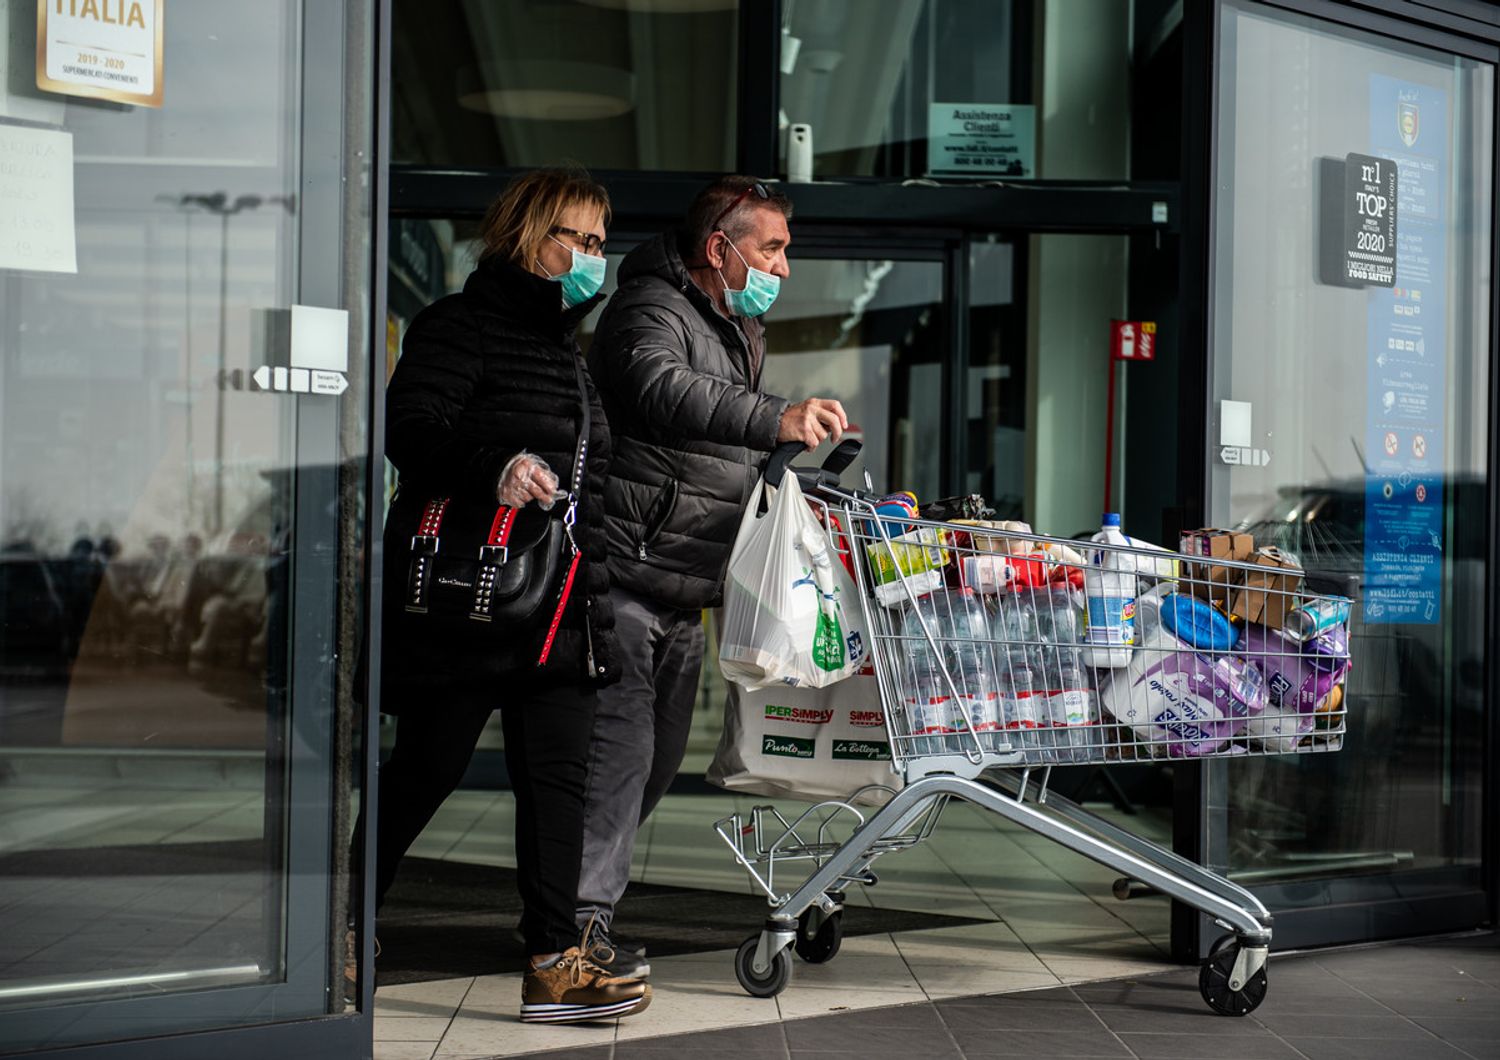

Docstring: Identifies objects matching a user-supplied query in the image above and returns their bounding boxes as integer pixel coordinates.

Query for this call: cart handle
[763,438,863,491]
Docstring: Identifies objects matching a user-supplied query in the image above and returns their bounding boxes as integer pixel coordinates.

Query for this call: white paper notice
[0,124,78,274]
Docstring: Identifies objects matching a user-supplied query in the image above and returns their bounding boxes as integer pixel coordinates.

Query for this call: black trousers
[367,682,597,955]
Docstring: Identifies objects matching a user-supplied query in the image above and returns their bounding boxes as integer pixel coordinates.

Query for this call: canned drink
[1284,595,1353,642]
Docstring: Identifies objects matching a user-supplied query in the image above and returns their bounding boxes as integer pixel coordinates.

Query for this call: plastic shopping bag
[706,674,900,806]
[718,473,868,690]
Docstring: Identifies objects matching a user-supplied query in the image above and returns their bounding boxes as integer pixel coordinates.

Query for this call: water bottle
[999,654,1044,760]
[900,593,945,671]
[903,658,953,757]
[1083,513,1136,669]
[1033,642,1064,763]
[990,588,1039,672]
[954,647,1001,750]
[1048,657,1100,764]
[940,587,990,644]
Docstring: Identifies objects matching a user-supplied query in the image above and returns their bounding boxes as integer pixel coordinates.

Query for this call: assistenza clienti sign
[37,0,164,108]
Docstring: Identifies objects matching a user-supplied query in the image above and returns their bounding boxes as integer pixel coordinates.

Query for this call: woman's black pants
[363,683,597,956]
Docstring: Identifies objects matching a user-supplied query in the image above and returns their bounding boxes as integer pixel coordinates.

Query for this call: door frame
[2,0,387,1054]
[1181,0,1500,958]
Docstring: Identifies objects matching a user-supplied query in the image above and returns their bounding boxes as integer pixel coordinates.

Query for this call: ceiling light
[456,62,636,121]
[576,0,739,12]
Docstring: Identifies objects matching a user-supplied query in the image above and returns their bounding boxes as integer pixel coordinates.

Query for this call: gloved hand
[497,452,560,509]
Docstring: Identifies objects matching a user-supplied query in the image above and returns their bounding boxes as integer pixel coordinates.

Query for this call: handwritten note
[0,123,77,274]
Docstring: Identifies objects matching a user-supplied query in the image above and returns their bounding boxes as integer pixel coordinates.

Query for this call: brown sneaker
[520,946,651,1024]
[343,930,379,996]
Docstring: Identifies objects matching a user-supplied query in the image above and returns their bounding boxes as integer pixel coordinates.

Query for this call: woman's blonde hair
[477,166,612,268]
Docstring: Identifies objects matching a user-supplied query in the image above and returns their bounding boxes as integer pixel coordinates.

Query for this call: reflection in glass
[392,0,738,170]
[1211,4,1491,898]
[779,0,1132,182]
[0,0,364,1040]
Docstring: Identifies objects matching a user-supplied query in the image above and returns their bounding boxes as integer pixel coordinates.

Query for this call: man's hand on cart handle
[778,397,848,451]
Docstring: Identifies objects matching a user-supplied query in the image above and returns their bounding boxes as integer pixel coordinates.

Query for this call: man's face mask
[717,233,780,317]
[540,235,607,308]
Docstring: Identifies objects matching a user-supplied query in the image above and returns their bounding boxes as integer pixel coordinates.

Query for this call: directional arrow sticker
[250,364,348,396]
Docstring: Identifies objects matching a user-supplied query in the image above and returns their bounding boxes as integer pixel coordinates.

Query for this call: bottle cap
[1102,513,1122,527]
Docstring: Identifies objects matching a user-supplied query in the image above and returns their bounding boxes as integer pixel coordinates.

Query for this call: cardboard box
[1229,547,1304,629]
[1178,528,1255,603]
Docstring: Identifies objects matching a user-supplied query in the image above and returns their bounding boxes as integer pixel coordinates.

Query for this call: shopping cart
[714,446,1351,1016]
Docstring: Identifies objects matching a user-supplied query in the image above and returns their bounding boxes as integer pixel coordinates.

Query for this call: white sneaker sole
[520,989,652,1024]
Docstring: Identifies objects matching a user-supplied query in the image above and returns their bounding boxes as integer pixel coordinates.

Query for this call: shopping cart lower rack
[714,469,1351,1017]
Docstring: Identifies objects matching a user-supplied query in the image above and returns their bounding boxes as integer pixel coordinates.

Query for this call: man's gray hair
[680,175,793,261]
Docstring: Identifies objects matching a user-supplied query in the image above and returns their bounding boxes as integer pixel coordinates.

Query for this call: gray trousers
[576,587,705,929]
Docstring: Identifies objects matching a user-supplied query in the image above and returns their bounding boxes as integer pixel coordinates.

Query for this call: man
[578,176,846,975]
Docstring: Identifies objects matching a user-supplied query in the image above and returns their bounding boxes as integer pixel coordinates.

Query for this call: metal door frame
[1,0,387,1055]
[1182,0,1500,958]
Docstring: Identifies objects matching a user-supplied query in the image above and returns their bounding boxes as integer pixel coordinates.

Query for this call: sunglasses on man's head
[709,182,770,233]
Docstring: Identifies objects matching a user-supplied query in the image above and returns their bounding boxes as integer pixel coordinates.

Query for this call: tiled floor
[376,932,1500,1060]
[375,790,1177,1059]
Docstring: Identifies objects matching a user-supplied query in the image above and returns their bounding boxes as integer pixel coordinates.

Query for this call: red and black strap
[404,497,450,613]
[470,505,518,620]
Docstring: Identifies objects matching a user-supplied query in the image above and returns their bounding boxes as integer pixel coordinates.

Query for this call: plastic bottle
[904,658,954,757]
[998,653,1044,759]
[990,588,1039,672]
[900,593,945,671]
[953,650,1000,750]
[1083,513,1136,669]
[1048,657,1100,764]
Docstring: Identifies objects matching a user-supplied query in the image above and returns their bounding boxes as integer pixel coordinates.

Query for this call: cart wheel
[1199,934,1268,1016]
[794,908,844,964]
[735,936,792,998]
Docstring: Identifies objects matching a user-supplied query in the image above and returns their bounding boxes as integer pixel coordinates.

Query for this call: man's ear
[703,231,726,270]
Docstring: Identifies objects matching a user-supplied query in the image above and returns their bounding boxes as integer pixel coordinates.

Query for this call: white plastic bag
[707,675,899,805]
[718,474,868,689]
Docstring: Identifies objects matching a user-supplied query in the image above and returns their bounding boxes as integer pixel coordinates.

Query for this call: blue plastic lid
[1102,513,1121,527]
[1160,593,1239,652]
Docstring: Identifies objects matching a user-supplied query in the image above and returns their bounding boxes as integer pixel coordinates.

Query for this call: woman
[373,168,648,1023]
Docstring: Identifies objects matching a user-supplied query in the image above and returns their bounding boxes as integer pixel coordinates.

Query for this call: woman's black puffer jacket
[380,257,616,705]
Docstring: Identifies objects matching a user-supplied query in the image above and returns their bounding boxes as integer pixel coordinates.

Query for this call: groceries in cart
[713,448,1304,1013]
[851,501,1353,764]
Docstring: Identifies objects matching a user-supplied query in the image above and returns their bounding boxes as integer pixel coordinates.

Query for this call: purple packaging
[1307,624,1351,673]
[1101,628,1258,758]
[1241,625,1350,751]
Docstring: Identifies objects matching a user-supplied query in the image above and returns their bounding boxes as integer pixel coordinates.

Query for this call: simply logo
[847,710,885,728]
[832,739,891,761]
[764,705,834,725]
[762,735,816,759]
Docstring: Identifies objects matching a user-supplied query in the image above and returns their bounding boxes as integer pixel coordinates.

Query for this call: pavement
[491,931,1500,1060]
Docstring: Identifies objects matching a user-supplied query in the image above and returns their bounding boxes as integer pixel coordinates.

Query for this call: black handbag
[397,354,592,668]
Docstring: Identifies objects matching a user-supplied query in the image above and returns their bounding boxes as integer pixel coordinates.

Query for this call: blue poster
[1363,75,1446,624]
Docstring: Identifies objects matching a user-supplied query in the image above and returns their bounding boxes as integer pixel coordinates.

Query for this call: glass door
[1204,0,1493,948]
[0,0,372,1052]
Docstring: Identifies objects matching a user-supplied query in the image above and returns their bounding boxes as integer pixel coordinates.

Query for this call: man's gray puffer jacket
[588,231,789,610]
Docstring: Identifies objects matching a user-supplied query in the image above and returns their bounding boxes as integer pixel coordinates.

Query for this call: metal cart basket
[715,457,1352,1016]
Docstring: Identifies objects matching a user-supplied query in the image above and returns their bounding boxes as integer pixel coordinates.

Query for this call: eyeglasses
[709,181,770,234]
[551,225,606,255]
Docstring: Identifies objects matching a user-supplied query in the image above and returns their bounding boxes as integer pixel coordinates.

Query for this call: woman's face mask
[717,234,780,317]
[540,235,607,308]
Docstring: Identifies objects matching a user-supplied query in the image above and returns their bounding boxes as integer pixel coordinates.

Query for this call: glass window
[779,0,1136,182]
[761,256,947,500]
[0,0,370,1048]
[1211,3,1491,901]
[392,0,739,170]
